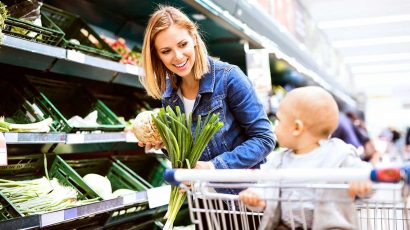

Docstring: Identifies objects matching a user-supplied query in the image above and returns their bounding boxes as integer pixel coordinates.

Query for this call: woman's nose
[174,49,183,59]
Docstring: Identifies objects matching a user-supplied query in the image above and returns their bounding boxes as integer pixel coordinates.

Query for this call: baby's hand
[239,189,266,208]
[348,180,372,198]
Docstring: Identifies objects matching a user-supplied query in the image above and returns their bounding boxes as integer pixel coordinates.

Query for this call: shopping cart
[164,167,410,230]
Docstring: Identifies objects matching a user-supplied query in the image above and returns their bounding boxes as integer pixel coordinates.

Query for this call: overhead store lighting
[351,63,410,74]
[344,53,410,64]
[333,35,410,48]
[354,72,410,79]
[191,13,207,21]
[318,14,410,29]
[199,0,356,107]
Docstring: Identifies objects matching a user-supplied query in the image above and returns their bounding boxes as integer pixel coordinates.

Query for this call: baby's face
[274,102,295,149]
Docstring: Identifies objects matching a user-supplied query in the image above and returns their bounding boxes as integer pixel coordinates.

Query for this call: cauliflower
[132,110,162,144]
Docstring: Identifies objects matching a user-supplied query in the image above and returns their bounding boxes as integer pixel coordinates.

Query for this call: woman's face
[154,25,196,79]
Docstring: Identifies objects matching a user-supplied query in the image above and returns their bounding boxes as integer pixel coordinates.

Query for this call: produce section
[0,0,360,229]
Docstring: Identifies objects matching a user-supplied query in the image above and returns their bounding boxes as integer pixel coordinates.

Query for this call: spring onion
[152,106,223,229]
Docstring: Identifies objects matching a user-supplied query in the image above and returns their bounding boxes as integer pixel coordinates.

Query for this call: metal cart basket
[165,167,410,230]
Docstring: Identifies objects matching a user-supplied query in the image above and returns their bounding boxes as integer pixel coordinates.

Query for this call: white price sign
[67,50,86,63]
[147,185,171,208]
[0,133,7,165]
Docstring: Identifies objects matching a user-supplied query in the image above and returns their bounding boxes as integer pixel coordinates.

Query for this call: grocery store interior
[0,0,409,229]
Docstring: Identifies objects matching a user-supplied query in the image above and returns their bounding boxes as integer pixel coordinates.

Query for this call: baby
[239,86,372,229]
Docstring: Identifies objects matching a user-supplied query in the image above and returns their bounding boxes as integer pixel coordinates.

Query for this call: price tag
[67,50,86,63]
[41,210,64,226]
[147,185,171,208]
[125,131,138,143]
[4,132,18,143]
[0,133,7,165]
[125,64,140,75]
[66,134,85,144]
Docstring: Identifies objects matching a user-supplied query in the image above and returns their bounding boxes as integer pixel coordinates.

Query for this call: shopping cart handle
[370,166,410,184]
[164,169,180,186]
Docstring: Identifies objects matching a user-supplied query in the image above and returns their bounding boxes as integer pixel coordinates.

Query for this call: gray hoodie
[257,138,372,230]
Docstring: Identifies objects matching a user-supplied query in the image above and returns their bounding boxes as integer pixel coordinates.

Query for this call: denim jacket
[162,57,275,170]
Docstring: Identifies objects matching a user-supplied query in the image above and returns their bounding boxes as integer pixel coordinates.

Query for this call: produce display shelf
[4,132,66,144]
[0,35,144,89]
[0,191,150,229]
[3,132,141,144]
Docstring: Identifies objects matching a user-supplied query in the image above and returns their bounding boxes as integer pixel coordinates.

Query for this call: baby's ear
[292,119,304,136]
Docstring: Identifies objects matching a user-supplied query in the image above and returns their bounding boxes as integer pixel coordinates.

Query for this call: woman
[139,6,275,177]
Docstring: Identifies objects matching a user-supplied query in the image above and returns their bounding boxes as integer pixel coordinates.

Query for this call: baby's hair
[288,86,339,138]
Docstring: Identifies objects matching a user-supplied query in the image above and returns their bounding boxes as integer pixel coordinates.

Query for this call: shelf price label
[147,185,171,208]
[66,134,85,144]
[125,64,144,76]
[0,133,6,165]
[67,50,86,63]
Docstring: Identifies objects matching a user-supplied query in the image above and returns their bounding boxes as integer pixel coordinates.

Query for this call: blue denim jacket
[162,57,275,170]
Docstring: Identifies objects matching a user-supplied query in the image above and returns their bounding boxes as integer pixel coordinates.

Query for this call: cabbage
[112,189,135,198]
[83,174,112,200]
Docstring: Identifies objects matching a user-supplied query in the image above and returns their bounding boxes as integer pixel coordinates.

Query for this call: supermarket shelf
[66,132,127,144]
[0,35,66,71]
[0,35,144,89]
[4,132,66,144]
[4,132,138,144]
[0,190,151,229]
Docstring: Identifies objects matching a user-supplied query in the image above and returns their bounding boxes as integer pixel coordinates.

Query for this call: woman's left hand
[194,161,213,169]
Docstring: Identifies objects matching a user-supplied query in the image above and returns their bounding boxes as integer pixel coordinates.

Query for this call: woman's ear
[292,119,304,136]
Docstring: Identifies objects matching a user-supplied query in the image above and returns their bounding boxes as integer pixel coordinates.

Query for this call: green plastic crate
[3,13,65,46]
[27,76,125,132]
[0,77,68,132]
[41,4,121,61]
[112,155,169,187]
[0,154,99,220]
[62,156,150,193]
[90,86,160,122]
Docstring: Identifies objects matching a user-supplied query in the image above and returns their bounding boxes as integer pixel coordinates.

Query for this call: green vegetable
[83,173,112,200]
[152,106,223,229]
[0,117,53,132]
[0,1,7,44]
[0,177,98,215]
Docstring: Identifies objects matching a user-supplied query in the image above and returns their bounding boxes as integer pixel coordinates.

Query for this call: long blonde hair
[141,5,209,99]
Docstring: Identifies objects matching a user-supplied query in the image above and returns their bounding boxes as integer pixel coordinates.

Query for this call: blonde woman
[139,6,275,192]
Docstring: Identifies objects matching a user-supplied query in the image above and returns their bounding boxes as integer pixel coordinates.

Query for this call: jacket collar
[163,57,215,98]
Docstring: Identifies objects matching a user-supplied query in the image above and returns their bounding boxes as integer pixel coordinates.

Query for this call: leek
[152,106,223,229]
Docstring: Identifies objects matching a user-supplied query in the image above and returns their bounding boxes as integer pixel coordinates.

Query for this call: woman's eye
[180,42,188,47]
[161,50,170,54]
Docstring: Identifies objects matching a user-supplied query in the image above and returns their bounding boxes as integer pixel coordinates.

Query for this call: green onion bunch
[152,105,223,229]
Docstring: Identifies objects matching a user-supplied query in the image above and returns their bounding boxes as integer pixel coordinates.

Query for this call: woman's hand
[137,141,163,150]
[194,161,214,169]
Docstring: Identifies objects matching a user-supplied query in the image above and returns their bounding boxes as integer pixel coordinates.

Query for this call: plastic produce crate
[61,156,149,193]
[90,87,160,122]
[3,13,65,46]
[0,77,68,132]
[41,4,122,61]
[61,154,152,224]
[27,76,125,132]
[112,155,169,187]
[0,154,99,220]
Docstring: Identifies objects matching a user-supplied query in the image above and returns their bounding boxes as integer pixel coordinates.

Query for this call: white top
[177,89,195,120]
